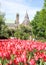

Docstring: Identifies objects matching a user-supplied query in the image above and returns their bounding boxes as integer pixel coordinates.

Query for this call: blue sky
[0,0,44,23]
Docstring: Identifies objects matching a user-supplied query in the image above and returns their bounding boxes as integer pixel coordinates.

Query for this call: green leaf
[11,54,15,60]
[0,57,2,64]
[44,62,46,65]
[2,58,9,65]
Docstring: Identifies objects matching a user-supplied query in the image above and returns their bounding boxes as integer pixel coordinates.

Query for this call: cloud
[0,0,41,23]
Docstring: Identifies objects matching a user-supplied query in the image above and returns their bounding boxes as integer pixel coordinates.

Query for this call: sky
[0,0,44,23]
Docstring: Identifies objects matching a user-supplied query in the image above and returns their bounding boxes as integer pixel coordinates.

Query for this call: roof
[6,23,18,29]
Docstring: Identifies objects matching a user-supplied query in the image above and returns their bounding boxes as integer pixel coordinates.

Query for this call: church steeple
[25,11,29,19]
[23,11,30,26]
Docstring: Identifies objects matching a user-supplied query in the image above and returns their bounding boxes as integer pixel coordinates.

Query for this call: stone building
[15,13,19,28]
[15,13,19,25]
[22,11,30,26]
[6,11,30,29]
[6,13,19,29]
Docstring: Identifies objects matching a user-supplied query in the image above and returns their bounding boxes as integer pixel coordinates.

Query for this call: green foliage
[7,29,15,38]
[18,62,24,65]
[30,0,46,41]
[0,12,9,39]
[44,62,46,65]
[31,9,46,41]
[0,12,5,30]
[44,0,46,9]
[14,25,31,40]
[0,25,9,38]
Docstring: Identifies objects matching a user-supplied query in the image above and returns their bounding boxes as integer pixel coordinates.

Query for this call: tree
[44,0,46,9]
[14,25,31,40]
[7,29,15,38]
[31,10,46,41]
[0,12,5,29]
[0,12,9,39]
[30,0,46,41]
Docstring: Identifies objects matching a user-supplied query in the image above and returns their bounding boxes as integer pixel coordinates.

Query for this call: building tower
[15,13,19,28]
[15,13,19,24]
[23,11,30,26]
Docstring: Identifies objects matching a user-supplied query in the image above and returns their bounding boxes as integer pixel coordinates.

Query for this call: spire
[23,11,30,26]
[25,11,29,19]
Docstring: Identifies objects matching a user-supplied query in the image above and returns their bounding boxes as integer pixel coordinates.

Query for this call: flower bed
[0,39,46,65]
